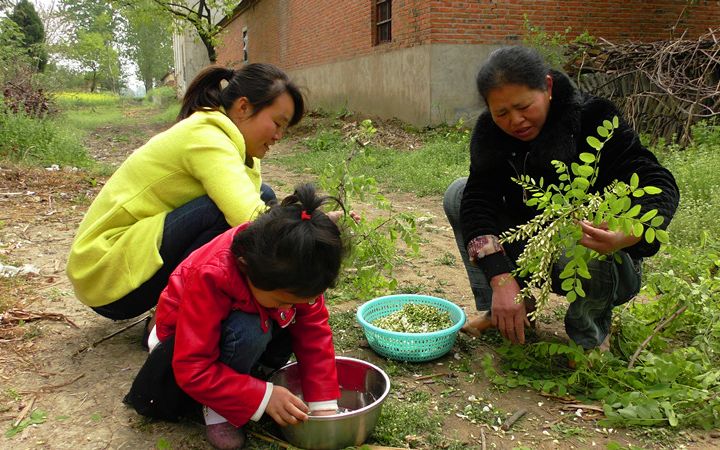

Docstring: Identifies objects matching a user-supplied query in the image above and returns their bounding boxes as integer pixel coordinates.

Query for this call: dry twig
[628,305,688,368]
[501,408,527,431]
[0,309,78,329]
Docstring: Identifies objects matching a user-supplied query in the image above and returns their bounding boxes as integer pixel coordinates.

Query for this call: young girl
[124,184,349,450]
[67,63,304,331]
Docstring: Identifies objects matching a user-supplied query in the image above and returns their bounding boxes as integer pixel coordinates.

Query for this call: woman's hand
[578,221,641,254]
[265,385,309,426]
[490,273,530,344]
[326,210,361,224]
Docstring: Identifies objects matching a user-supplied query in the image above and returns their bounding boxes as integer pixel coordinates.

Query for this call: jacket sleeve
[289,295,340,403]
[460,120,507,247]
[588,99,680,258]
[172,267,268,427]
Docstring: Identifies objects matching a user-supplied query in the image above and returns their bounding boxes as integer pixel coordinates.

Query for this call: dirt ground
[0,110,716,450]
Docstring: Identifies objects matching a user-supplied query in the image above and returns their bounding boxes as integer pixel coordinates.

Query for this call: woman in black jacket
[443,46,679,349]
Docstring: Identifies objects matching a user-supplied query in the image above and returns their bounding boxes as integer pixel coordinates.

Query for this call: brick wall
[427,0,720,44]
[218,0,719,69]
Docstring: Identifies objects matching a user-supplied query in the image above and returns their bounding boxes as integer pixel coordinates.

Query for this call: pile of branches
[565,29,719,144]
[1,67,55,119]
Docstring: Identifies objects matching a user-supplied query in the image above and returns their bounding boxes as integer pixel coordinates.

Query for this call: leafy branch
[501,116,668,310]
[319,119,420,300]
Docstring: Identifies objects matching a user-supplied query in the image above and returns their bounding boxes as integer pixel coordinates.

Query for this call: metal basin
[268,356,391,450]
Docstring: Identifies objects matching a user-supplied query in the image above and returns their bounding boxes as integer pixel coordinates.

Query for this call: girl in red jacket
[124,184,351,449]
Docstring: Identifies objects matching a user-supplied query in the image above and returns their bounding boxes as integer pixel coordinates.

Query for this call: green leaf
[575,278,586,294]
[567,290,577,302]
[656,229,670,244]
[603,119,614,130]
[650,216,665,227]
[639,209,658,222]
[612,116,619,128]
[579,152,596,163]
[632,222,644,237]
[643,186,662,195]
[632,190,645,197]
[630,173,639,189]
[661,401,678,427]
[577,165,594,177]
[586,136,602,150]
[561,278,575,291]
[626,204,642,218]
[645,227,656,243]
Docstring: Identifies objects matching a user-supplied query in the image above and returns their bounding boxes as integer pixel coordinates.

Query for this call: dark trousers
[92,185,276,320]
[443,177,642,349]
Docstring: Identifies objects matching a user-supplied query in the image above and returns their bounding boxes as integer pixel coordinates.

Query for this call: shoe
[206,422,246,450]
[461,310,494,337]
[460,298,538,337]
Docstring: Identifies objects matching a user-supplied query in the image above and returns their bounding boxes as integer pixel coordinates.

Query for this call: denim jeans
[124,310,291,422]
[443,177,642,349]
[92,184,276,320]
[219,310,293,376]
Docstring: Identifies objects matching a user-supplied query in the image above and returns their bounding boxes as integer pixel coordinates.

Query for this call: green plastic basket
[356,294,466,363]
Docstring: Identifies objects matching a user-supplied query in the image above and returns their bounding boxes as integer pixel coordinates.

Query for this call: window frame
[374,0,392,45]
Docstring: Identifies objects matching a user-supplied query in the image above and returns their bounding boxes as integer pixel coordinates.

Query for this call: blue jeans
[92,184,276,320]
[123,310,291,422]
[443,177,642,349]
[219,310,293,376]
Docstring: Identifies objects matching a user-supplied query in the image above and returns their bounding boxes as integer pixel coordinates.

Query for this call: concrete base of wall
[289,44,499,126]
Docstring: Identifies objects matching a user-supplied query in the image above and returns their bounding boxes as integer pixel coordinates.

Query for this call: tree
[58,0,124,92]
[117,0,236,63]
[8,0,48,71]
[120,0,173,92]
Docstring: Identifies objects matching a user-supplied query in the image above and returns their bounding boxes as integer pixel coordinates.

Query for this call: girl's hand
[266,385,309,426]
[578,221,641,254]
[310,409,337,416]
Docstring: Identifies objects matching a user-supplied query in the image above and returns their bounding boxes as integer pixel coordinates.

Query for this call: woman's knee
[443,177,467,225]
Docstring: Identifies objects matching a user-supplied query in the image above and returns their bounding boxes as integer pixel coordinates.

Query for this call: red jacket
[155,223,340,426]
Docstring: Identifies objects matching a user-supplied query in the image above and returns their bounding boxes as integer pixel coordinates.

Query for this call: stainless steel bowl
[268,356,391,450]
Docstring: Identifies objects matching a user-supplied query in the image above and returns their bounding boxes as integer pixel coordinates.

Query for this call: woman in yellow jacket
[67,63,304,325]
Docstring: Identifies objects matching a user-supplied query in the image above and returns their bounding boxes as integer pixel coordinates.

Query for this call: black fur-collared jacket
[459,70,680,278]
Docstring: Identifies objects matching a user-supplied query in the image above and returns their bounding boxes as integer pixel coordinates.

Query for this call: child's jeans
[124,310,292,422]
[92,184,276,320]
[443,177,642,349]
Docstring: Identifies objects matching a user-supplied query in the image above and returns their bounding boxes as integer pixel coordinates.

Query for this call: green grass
[0,112,93,168]
[278,129,470,197]
[1,91,179,169]
[651,120,720,245]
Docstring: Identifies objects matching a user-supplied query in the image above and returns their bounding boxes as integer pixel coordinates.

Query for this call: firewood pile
[565,29,719,144]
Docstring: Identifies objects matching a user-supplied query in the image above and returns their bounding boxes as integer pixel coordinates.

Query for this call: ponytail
[232,183,348,297]
[177,66,234,120]
[177,63,306,126]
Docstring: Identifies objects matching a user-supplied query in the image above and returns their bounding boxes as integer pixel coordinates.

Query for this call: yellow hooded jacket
[67,110,266,307]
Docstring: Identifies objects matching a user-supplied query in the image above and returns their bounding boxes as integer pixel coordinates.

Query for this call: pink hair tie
[300,210,312,221]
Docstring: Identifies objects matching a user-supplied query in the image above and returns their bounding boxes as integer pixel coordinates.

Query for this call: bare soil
[0,110,715,449]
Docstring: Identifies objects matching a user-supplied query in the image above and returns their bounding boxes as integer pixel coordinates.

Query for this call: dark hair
[476,46,550,103]
[178,63,305,126]
[231,183,348,297]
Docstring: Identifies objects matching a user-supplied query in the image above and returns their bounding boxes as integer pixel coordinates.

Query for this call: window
[375,0,391,44]
[242,27,248,62]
